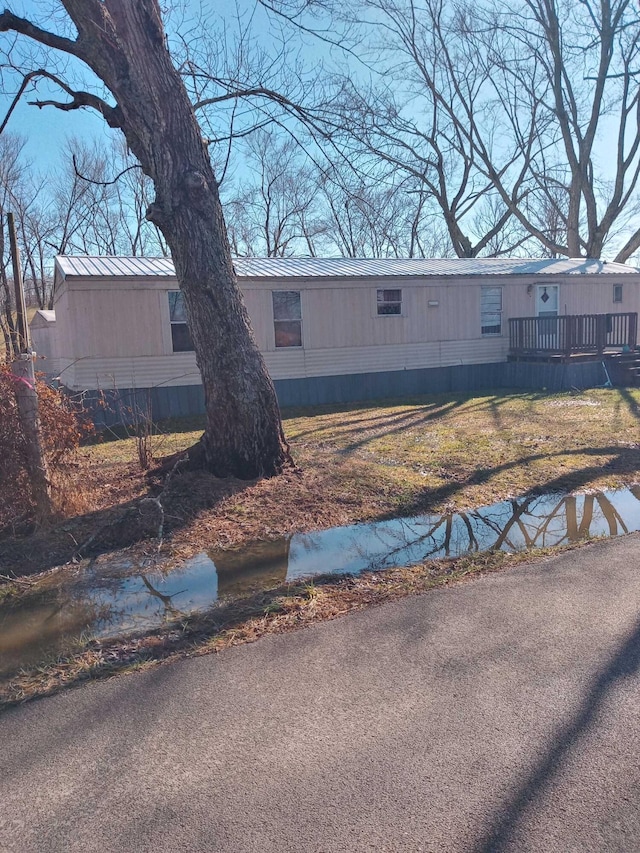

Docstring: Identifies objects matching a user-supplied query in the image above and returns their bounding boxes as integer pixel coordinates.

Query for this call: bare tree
[0,133,28,357]
[0,1,292,478]
[16,187,55,309]
[316,165,451,257]
[277,0,640,260]
[224,129,322,256]
[312,0,543,258]
[484,0,640,261]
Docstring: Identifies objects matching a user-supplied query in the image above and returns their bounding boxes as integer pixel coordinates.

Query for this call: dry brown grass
[0,366,95,532]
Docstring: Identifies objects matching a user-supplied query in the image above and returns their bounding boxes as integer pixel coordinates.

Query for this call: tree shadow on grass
[472,612,640,851]
[308,394,541,457]
[285,391,546,446]
[393,444,640,519]
[617,385,640,420]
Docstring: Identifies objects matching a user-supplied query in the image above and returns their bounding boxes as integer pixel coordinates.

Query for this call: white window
[168,291,194,352]
[273,291,302,347]
[481,286,502,336]
[613,284,623,303]
[377,289,402,315]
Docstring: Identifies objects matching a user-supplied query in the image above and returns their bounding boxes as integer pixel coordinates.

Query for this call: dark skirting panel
[78,359,610,427]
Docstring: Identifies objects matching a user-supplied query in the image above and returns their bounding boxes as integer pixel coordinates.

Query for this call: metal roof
[55,255,639,280]
[56,255,175,278]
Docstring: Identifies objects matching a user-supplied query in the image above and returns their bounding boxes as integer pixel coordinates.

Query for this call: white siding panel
[34,356,62,380]
[30,325,55,361]
[439,337,510,364]
[263,338,507,380]
[70,354,200,391]
[65,339,508,390]
[56,359,77,388]
[261,349,307,380]
[243,288,274,351]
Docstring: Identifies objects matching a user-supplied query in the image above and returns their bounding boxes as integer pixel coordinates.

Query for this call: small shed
[29,309,58,372]
[37,255,640,421]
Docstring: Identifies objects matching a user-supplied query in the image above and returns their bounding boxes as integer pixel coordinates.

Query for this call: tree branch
[0,9,83,58]
[22,69,121,128]
[614,226,640,264]
[0,69,35,135]
[72,154,140,186]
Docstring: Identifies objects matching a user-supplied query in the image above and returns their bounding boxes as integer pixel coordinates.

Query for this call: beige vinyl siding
[48,270,640,391]
[30,316,57,364]
[242,289,273,350]
[54,358,77,388]
[245,282,480,351]
[62,338,507,390]
[264,337,507,380]
[69,353,201,391]
[495,278,640,318]
[66,287,166,358]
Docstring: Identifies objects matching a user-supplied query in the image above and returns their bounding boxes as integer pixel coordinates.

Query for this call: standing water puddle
[2,486,640,676]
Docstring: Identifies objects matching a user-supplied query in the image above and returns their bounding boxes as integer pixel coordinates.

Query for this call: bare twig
[72,154,141,187]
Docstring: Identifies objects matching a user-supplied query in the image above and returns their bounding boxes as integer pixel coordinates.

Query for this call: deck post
[565,315,574,358]
[629,313,638,350]
[595,315,607,355]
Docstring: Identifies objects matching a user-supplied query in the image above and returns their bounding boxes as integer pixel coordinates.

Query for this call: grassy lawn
[84,385,640,533]
[1,386,640,707]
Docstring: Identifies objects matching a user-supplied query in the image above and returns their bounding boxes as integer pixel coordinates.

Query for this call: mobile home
[31,255,640,423]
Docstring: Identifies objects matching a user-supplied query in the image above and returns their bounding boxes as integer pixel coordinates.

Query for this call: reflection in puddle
[2,486,640,676]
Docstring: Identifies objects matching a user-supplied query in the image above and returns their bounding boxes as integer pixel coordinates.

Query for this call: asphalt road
[2,535,640,852]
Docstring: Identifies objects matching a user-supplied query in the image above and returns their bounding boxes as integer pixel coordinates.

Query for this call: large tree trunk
[59,0,292,478]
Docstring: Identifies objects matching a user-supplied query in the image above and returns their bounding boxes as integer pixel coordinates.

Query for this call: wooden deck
[508,313,638,361]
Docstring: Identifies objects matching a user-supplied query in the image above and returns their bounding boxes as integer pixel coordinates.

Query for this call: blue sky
[4,92,117,171]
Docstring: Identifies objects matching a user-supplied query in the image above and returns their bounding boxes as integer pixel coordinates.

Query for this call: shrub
[0,367,92,532]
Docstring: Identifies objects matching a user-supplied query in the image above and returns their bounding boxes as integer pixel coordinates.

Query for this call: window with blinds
[377,289,402,316]
[273,291,302,347]
[481,286,502,336]
[168,291,194,352]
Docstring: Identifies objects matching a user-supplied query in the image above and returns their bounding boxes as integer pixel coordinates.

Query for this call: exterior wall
[30,312,61,378]
[70,352,201,392]
[48,270,640,392]
[52,278,170,388]
[502,277,638,317]
[62,285,166,358]
[246,282,479,350]
[62,339,509,391]
[263,337,508,380]
[30,320,55,361]
[246,274,639,353]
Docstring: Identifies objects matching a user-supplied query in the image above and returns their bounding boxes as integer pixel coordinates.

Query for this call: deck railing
[509,312,638,357]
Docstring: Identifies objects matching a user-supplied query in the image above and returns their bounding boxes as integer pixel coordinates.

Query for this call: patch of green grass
[82,426,203,466]
[283,388,640,511]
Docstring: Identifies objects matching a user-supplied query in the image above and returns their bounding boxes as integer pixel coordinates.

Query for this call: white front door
[536,285,559,349]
